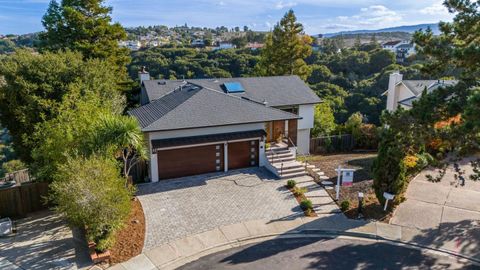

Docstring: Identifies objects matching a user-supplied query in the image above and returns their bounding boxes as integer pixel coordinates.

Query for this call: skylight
[223,82,245,93]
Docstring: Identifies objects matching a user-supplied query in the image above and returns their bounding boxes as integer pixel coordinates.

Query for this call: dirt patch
[109,198,145,264]
[308,152,391,222]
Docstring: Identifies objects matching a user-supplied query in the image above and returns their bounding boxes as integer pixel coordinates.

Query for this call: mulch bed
[308,152,392,222]
[109,198,146,264]
[288,187,317,217]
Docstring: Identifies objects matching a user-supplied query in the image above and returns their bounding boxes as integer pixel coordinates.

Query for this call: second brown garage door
[157,144,224,180]
[228,140,259,170]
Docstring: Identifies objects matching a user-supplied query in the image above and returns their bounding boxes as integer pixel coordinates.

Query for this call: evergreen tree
[256,10,312,80]
[39,0,130,82]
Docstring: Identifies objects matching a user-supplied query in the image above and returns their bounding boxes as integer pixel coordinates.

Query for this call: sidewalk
[109,213,479,270]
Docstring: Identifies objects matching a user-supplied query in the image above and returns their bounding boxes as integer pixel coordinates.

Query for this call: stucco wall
[298,104,314,129]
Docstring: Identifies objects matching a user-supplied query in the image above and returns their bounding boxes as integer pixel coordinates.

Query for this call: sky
[0,0,454,35]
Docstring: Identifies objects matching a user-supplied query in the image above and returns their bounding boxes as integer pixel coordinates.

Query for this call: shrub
[340,200,350,212]
[403,155,419,170]
[300,199,313,210]
[286,180,296,189]
[373,129,407,205]
[293,186,307,197]
[50,156,132,252]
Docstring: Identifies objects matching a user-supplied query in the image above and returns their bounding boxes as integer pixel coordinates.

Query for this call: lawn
[307,152,391,221]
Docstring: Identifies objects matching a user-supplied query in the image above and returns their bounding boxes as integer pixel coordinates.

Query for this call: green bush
[300,199,313,210]
[51,156,132,252]
[372,128,407,205]
[340,200,350,212]
[286,180,296,189]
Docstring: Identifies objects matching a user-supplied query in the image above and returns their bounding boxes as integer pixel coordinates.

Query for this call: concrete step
[280,171,308,179]
[279,167,306,175]
[273,161,304,170]
[318,175,329,180]
[270,156,296,163]
[321,181,334,186]
[266,152,294,159]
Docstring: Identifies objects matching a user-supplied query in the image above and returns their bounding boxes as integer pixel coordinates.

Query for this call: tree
[50,156,132,251]
[39,0,130,81]
[312,103,336,137]
[0,50,124,163]
[231,36,248,48]
[307,64,332,84]
[255,10,312,80]
[92,114,147,184]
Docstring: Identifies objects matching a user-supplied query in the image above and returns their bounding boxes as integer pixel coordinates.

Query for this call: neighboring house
[191,39,205,47]
[385,72,458,111]
[129,71,321,182]
[382,40,416,62]
[119,40,142,51]
[213,42,235,50]
[246,42,264,50]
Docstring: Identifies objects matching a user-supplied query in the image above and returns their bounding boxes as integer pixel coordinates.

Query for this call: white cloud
[331,5,401,29]
[420,2,448,15]
[275,1,297,9]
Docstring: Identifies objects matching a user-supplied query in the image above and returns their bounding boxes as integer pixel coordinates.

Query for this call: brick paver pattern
[137,168,303,251]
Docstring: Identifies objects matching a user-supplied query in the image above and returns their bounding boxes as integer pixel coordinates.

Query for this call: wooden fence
[310,134,355,154]
[1,169,31,185]
[0,182,49,218]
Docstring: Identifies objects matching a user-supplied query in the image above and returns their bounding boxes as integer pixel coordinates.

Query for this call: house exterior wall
[146,122,267,182]
[296,104,314,154]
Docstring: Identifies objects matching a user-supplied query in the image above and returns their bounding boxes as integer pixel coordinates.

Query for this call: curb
[126,228,480,270]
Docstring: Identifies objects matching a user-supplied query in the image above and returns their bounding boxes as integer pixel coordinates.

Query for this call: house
[382,40,416,62]
[119,40,142,51]
[246,42,264,50]
[385,72,457,111]
[191,39,205,47]
[129,70,321,182]
[213,42,235,50]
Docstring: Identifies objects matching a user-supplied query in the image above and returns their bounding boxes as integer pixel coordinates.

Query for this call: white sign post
[383,192,395,211]
[334,167,356,201]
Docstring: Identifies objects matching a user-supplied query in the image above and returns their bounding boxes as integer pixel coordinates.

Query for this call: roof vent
[223,82,245,93]
[157,81,166,85]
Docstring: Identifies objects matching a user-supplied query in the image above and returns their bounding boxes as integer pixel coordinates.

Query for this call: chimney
[138,66,150,86]
[386,71,403,112]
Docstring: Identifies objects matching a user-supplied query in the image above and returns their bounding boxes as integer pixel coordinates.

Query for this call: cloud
[275,1,297,9]
[420,2,448,15]
[331,5,401,29]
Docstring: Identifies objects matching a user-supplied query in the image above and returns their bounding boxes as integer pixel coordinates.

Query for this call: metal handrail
[287,137,310,169]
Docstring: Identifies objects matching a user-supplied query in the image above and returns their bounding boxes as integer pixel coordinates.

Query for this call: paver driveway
[137,168,304,251]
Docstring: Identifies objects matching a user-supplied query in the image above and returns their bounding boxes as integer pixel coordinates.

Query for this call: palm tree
[93,114,148,185]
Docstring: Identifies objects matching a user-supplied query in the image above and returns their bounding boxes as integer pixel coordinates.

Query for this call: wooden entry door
[157,144,223,180]
[228,140,259,170]
[288,119,298,146]
[272,120,285,142]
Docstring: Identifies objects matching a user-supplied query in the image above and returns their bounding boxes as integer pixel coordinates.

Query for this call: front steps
[267,144,306,178]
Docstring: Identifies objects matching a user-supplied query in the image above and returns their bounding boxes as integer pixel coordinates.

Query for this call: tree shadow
[410,219,480,260]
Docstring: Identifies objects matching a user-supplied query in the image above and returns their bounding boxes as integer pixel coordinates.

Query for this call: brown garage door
[228,140,259,170]
[157,144,224,180]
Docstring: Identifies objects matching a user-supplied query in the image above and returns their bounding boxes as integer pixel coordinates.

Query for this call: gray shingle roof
[143,76,321,107]
[129,84,301,132]
[402,80,458,96]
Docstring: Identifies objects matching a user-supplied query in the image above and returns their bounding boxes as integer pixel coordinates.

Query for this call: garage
[157,144,224,180]
[228,140,259,170]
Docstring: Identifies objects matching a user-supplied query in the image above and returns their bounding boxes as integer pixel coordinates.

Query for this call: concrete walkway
[0,211,91,270]
[109,212,479,270]
[391,155,480,260]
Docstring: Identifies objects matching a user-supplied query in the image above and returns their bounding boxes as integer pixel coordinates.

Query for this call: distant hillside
[323,23,440,38]
[328,32,412,48]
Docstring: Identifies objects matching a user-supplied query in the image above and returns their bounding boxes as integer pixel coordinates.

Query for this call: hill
[322,23,439,38]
